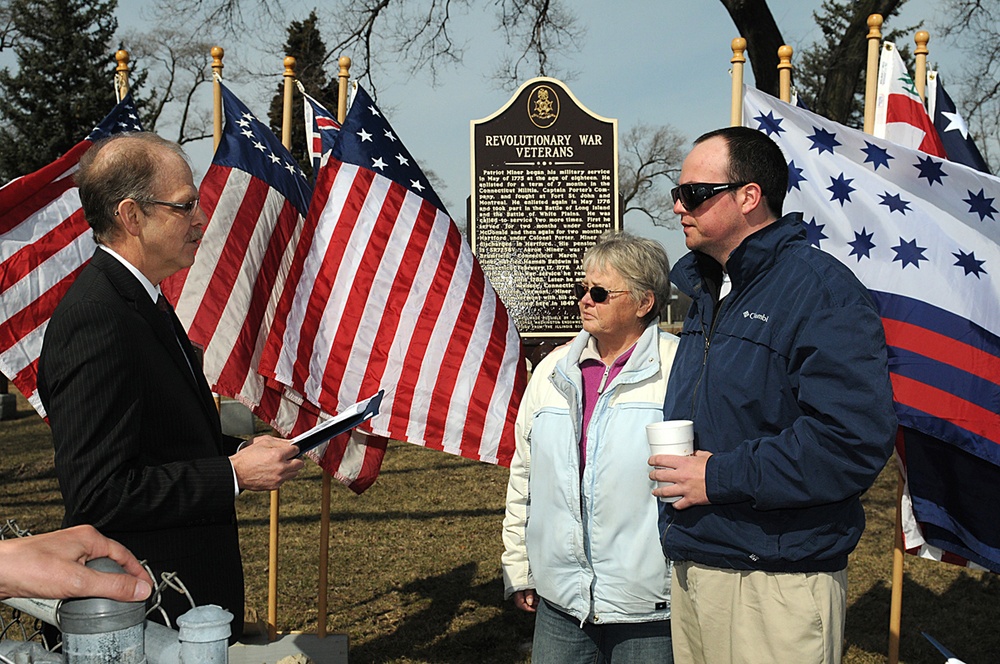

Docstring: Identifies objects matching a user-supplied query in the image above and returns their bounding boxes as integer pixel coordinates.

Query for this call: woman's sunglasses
[573,283,628,304]
[671,182,747,212]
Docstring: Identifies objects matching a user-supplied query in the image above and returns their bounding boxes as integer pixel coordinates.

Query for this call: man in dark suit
[37,132,304,639]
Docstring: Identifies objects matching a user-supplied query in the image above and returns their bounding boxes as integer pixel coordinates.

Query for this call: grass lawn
[2,386,998,663]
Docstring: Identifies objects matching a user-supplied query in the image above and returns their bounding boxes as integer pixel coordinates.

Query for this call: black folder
[291,390,384,457]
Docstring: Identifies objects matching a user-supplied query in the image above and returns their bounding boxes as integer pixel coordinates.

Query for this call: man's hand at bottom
[649,450,713,509]
[231,435,305,492]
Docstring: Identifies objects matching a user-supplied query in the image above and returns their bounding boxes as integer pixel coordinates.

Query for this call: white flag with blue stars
[744,85,1000,572]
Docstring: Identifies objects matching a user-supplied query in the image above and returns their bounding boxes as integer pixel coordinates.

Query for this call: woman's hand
[513,588,539,613]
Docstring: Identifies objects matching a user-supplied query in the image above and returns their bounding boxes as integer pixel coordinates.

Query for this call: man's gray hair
[75,132,190,245]
[583,230,671,325]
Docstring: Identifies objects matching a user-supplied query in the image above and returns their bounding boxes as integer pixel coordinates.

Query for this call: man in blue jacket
[650,126,896,664]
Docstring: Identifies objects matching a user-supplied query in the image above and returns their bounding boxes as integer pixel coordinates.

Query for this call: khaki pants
[670,561,847,664]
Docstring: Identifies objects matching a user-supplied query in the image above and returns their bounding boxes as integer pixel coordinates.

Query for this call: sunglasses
[671,182,747,212]
[573,283,628,303]
[135,197,201,217]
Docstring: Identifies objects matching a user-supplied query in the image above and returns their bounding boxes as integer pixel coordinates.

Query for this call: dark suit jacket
[38,248,245,634]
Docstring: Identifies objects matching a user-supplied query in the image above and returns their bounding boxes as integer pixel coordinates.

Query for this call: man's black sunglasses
[135,197,201,215]
[573,283,628,303]
[671,182,747,212]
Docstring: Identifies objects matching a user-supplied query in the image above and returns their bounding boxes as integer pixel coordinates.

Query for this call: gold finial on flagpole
[730,38,746,127]
[337,56,352,124]
[778,45,793,103]
[212,46,225,150]
[864,14,883,135]
[914,30,930,102]
[282,56,296,150]
[115,49,130,102]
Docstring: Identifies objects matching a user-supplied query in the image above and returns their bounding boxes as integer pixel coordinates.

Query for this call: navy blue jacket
[660,213,896,572]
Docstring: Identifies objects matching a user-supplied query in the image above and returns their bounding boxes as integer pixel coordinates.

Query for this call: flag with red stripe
[303,90,340,177]
[874,41,947,158]
[0,96,142,416]
[744,86,1000,571]
[260,84,526,467]
[171,83,384,493]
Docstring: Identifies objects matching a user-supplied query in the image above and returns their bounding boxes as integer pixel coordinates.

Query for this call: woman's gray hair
[582,230,671,325]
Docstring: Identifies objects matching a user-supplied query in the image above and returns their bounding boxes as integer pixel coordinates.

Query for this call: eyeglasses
[670,182,747,212]
[573,283,628,303]
[135,197,201,216]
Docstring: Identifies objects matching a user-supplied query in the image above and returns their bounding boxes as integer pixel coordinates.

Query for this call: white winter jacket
[501,322,678,624]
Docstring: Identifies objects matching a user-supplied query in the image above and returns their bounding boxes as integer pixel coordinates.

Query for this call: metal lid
[58,558,147,634]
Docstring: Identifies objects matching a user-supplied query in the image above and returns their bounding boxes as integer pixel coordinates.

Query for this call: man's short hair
[694,126,788,218]
[583,230,671,326]
[75,132,189,245]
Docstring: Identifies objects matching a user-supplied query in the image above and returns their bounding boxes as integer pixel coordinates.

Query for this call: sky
[17,0,959,268]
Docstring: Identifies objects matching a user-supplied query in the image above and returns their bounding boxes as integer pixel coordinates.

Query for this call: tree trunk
[718,0,786,97]
[720,0,908,123]
[817,0,906,123]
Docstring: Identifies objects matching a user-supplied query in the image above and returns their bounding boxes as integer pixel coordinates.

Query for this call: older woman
[502,231,678,663]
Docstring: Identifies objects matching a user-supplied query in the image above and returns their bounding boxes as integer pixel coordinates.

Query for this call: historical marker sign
[470,77,618,337]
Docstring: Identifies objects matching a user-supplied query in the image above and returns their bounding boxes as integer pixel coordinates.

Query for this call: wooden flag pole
[208,48,225,420]
[860,15,906,661]
[212,47,224,150]
[261,55,298,643]
[730,38,746,127]
[863,15,883,135]
[114,50,130,102]
[777,45,793,103]
[914,30,929,102]
[317,55,353,639]
[889,464,905,664]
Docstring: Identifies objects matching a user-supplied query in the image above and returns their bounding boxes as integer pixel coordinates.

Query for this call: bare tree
[0,1,15,51]
[122,28,221,145]
[130,0,583,95]
[619,123,686,229]
[150,0,289,37]
[490,0,584,91]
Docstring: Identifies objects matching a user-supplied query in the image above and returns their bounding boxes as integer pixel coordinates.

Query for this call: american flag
[927,71,992,175]
[744,86,1000,571]
[169,83,384,493]
[303,90,340,176]
[874,41,947,158]
[260,84,526,467]
[0,96,142,416]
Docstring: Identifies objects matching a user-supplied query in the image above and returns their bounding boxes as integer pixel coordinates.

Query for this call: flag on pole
[927,71,991,175]
[744,86,1000,572]
[171,83,384,493]
[261,84,527,467]
[873,41,947,158]
[171,82,310,417]
[302,89,340,176]
[0,96,142,416]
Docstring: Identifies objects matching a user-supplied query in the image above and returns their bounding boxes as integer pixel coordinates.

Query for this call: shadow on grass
[847,571,1000,663]
[348,563,533,664]
[238,508,502,528]
[0,406,38,422]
